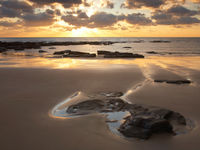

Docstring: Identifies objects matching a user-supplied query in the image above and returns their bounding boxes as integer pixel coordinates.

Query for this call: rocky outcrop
[97,51,144,58]
[0,41,41,50]
[154,80,191,84]
[65,92,188,140]
[67,98,126,115]
[119,106,187,139]
[0,41,119,51]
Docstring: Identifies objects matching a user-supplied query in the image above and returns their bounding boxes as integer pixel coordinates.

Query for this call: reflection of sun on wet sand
[0,55,200,150]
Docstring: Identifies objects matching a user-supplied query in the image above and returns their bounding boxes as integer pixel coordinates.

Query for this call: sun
[71,27,98,37]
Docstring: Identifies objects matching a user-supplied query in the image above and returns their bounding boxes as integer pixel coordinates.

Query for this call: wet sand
[0,56,200,150]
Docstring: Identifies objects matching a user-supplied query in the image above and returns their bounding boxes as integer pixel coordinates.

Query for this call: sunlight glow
[71,27,98,37]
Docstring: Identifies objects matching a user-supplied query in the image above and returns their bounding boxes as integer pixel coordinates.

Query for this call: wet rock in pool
[52,91,191,140]
[154,79,191,84]
[118,107,186,139]
[67,99,105,114]
[66,98,127,115]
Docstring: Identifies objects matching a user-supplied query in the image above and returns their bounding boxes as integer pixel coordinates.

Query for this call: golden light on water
[1,54,200,71]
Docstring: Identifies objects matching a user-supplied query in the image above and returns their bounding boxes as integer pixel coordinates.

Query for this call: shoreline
[0,54,200,149]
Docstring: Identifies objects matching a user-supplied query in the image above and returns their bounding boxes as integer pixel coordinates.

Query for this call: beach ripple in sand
[51,91,194,140]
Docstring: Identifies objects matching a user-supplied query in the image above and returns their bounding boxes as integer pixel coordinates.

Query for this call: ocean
[0,37,200,56]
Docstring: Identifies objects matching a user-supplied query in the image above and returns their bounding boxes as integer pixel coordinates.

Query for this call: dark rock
[119,125,152,139]
[103,51,144,58]
[0,42,41,50]
[67,98,127,115]
[49,47,56,49]
[67,99,105,114]
[150,40,171,43]
[0,41,118,50]
[146,51,158,54]
[123,47,132,49]
[53,50,71,55]
[63,51,96,58]
[132,40,144,43]
[104,98,126,112]
[14,47,25,51]
[97,50,113,55]
[53,50,96,58]
[154,80,191,84]
[39,50,47,53]
[150,108,173,119]
[168,112,186,125]
[131,54,145,58]
[166,80,191,84]
[154,80,166,83]
[0,47,7,53]
[64,92,188,140]
[118,107,180,139]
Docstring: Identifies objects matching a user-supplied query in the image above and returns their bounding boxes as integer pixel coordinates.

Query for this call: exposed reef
[0,41,126,51]
[52,50,144,58]
[51,91,193,140]
[97,50,144,58]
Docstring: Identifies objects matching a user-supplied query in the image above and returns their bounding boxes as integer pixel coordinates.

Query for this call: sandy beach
[0,55,200,150]
[0,0,200,147]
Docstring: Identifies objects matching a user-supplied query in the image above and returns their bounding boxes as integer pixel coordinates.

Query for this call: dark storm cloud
[121,0,186,9]
[152,6,200,25]
[62,12,117,28]
[28,0,85,8]
[167,5,198,16]
[125,13,152,25]
[0,0,33,18]
[89,12,117,27]
[0,21,21,27]
[121,0,165,9]
[62,11,152,28]
[22,9,56,26]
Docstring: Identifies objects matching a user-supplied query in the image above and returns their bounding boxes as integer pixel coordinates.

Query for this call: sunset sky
[0,0,200,37]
